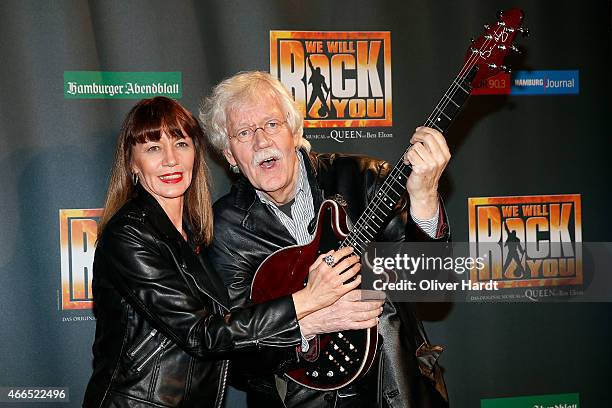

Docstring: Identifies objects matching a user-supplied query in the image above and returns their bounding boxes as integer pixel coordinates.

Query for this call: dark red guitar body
[251,200,378,390]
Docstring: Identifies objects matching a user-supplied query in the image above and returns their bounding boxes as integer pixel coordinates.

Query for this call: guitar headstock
[464,8,527,87]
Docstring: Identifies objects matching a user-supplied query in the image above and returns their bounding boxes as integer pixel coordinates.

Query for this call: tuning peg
[487,63,498,69]
[510,44,521,54]
[496,10,504,19]
[470,37,475,43]
[484,24,490,30]
[497,21,506,27]
[518,27,530,37]
[497,44,507,50]
[501,65,511,73]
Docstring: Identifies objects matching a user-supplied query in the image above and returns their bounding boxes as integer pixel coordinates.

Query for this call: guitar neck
[339,67,476,256]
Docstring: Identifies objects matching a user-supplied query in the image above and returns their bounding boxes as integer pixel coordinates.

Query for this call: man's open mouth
[259,156,279,168]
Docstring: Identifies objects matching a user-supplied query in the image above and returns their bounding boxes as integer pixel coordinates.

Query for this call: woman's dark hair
[98,97,213,245]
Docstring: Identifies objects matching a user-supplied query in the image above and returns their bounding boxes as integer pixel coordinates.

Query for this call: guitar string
[340,21,514,254]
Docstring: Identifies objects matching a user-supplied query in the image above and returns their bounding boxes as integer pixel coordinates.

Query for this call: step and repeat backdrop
[1,1,610,407]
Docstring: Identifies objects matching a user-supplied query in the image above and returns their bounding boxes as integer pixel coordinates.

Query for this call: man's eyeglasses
[230,119,287,143]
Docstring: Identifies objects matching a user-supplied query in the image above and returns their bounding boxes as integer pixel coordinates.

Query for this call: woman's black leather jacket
[83,185,302,408]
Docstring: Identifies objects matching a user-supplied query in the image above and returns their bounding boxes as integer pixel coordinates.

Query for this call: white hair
[199,71,311,157]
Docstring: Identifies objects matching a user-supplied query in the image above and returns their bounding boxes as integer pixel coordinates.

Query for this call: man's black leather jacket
[209,151,450,407]
[83,185,302,408]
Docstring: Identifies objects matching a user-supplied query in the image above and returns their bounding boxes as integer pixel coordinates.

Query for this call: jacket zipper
[213,300,229,408]
[234,321,300,347]
[179,262,229,313]
[377,353,384,407]
[128,328,158,358]
[215,360,229,408]
[135,338,170,372]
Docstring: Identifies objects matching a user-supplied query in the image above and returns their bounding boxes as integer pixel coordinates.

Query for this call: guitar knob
[340,367,345,373]
[327,371,334,377]
[312,371,318,377]
[501,65,511,73]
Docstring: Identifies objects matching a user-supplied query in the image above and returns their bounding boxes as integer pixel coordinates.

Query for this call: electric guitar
[251,8,528,390]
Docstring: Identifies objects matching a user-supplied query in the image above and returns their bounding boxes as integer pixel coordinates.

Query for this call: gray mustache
[252,148,284,166]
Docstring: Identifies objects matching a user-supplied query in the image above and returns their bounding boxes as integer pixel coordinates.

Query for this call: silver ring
[324,255,335,267]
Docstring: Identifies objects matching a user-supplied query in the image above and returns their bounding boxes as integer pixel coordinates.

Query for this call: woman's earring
[229,164,240,174]
[132,173,139,185]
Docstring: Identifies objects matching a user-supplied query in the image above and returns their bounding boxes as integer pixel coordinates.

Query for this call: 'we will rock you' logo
[59,209,101,310]
[468,194,582,289]
[270,31,392,128]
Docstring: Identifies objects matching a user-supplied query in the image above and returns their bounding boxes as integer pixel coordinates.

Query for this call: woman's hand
[299,290,385,336]
[292,247,361,320]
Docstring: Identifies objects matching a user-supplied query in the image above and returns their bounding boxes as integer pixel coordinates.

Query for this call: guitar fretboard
[339,67,476,255]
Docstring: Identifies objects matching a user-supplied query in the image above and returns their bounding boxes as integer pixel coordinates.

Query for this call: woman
[83,97,366,408]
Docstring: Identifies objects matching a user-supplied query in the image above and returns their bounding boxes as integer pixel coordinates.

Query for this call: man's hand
[299,290,385,337]
[403,126,451,219]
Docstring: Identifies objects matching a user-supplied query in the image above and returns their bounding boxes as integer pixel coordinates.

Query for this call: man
[201,71,450,407]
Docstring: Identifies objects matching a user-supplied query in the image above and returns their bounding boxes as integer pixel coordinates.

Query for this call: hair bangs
[126,97,194,145]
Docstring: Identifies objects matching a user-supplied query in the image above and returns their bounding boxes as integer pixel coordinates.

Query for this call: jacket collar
[232,177,295,245]
[232,149,324,211]
[229,150,324,244]
[132,183,185,242]
[304,150,325,210]
[132,184,230,310]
